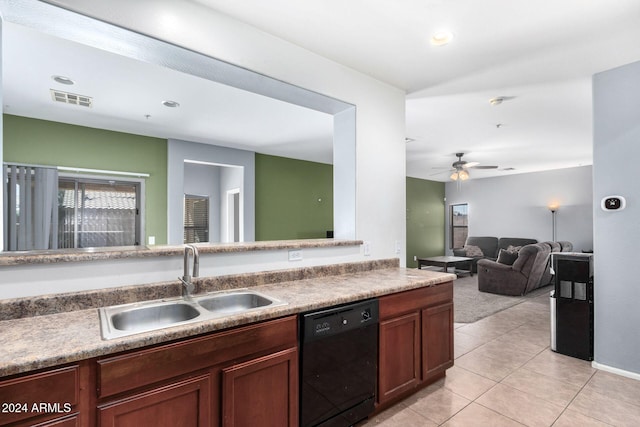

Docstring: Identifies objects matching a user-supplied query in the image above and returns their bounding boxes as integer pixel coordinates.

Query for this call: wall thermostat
[601,195,626,211]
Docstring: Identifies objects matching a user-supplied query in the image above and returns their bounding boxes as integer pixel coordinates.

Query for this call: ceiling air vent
[50,89,93,108]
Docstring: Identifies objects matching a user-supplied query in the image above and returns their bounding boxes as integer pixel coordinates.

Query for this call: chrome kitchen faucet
[180,244,199,299]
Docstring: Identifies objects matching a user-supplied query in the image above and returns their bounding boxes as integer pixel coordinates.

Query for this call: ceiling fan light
[430,31,453,46]
[450,172,459,181]
[459,170,469,180]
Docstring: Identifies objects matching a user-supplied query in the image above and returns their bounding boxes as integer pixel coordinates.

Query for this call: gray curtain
[3,164,59,251]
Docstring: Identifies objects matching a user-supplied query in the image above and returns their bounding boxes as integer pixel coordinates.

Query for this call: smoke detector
[50,89,92,108]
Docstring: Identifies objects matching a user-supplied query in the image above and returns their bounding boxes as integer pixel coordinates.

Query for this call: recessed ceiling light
[162,100,180,108]
[430,31,453,46]
[52,75,74,85]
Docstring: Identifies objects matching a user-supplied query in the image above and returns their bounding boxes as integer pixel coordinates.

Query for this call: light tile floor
[362,293,640,426]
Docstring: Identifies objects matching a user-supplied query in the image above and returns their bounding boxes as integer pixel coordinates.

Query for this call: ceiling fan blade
[470,165,499,169]
[462,161,479,168]
[428,169,452,176]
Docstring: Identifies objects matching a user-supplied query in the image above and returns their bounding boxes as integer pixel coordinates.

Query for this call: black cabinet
[551,253,593,360]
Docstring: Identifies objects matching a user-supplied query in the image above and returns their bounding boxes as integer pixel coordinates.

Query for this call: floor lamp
[548,204,559,241]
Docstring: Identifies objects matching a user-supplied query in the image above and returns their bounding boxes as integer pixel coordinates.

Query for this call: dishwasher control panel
[300,299,379,343]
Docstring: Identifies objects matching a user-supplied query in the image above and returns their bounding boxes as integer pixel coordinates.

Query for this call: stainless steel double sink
[99,290,286,340]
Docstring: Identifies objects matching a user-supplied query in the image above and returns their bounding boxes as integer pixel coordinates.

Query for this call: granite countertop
[0,265,454,378]
[0,239,362,266]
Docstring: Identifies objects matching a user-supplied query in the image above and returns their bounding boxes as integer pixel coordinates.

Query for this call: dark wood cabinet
[422,302,454,380]
[97,315,298,427]
[222,348,298,427]
[98,375,211,427]
[1,283,454,425]
[378,312,420,403]
[0,365,83,427]
[377,282,454,409]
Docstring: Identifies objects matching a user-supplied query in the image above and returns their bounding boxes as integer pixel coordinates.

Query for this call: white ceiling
[5,1,640,181]
[194,0,640,180]
[2,22,335,164]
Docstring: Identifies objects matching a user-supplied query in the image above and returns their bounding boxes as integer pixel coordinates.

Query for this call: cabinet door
[222,348,298,427]
[422,302,454,380]
[98,375,210,427]
[378,312,421,404]
[0,365,79,426]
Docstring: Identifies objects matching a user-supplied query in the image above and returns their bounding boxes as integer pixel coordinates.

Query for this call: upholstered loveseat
[453,236,537,273]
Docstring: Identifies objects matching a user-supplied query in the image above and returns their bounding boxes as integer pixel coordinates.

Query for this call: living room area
[398,164,640,425]
[406,163,593,319]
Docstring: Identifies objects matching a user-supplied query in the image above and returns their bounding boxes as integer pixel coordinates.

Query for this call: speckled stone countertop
[0,238,362,266]
[0,260,454,378]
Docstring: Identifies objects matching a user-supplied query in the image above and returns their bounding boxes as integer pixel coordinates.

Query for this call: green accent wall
[255,153,333,240]
[406,177,445,268]
[3,114,168,244]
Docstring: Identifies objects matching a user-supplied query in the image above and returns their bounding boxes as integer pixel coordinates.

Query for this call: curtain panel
[3,164,59,251]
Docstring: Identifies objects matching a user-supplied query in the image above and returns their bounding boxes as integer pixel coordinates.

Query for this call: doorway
[226,188,242,243]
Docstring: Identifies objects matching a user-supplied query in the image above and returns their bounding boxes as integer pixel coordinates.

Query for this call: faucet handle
[179,276,195,298]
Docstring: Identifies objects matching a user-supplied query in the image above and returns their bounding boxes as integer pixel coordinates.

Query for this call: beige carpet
[453,274,552,323]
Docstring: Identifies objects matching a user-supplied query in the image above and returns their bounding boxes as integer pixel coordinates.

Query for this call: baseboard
[592,361,640,381]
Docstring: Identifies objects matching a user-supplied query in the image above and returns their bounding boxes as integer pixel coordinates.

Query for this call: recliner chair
[477,243,551,296]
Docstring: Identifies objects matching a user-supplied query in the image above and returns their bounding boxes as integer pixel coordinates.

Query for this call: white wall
[445,166,593,253]
[593,60,640,377]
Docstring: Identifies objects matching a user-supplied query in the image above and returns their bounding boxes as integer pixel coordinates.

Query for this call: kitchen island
[0,259,454,426]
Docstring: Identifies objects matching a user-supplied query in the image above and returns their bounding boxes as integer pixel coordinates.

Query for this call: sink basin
[99,290,287,340]
[195,291,282,315]
[110,302,201,332]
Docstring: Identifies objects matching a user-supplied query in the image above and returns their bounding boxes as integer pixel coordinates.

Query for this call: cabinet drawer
[379,282,453,319]
[0,366,78,425]
[97,315,297,398]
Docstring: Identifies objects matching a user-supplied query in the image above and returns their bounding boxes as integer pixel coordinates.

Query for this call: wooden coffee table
[417,255,473,277]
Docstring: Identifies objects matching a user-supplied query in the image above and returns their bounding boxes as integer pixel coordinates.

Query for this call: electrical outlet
[363,241,371,256]
[288,250,303,261]
[148,236,155,245]
[413,255,417,261]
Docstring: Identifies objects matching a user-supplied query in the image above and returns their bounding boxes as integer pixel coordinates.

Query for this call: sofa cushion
[464,237,499,259]
[498,237,537,253]
[464,245,484,257]
[505,245,522,254]
[497,249,518,265]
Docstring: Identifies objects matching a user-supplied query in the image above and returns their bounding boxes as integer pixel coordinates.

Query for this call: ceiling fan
[435,153,498,181]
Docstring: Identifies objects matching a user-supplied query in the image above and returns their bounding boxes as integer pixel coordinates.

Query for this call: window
[58,178,141,248]
[184,195,209,243]
[4,163,143,250]
[450,203,468,249]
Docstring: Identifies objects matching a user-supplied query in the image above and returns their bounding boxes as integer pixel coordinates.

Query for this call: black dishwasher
[299,299,379,427]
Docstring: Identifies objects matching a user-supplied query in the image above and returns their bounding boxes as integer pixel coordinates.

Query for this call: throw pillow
[497,249,518,265]
[505,245,522,254]
[464,245,484,257]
